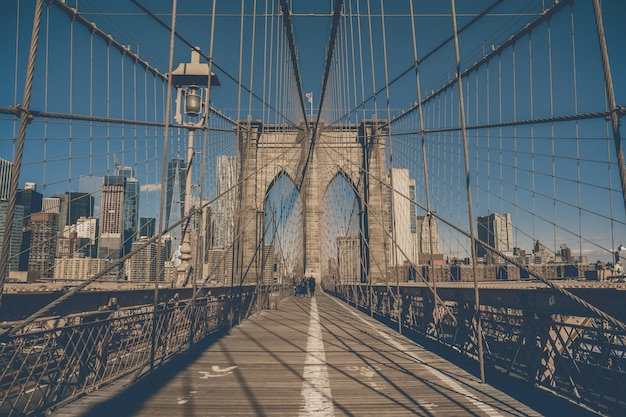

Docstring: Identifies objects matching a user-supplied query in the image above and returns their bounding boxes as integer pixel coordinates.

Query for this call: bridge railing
[330,283,626,416]
[0,284,288,416]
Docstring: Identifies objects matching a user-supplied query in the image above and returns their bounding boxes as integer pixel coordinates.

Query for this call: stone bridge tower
[235,119,389,285]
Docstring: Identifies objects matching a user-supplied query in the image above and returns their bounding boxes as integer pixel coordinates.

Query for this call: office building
[17,184,43,270]
[337,232,360,284]
[52,192,95,234]
[139,217,156,238]
[262,244,276,284]
[126,237,165,281]
[98,176,125,261]
[16,184,43,226]
[416,215,441,257]
[165,158,186,227]
[477,213,513,261]
[123,177,140,255]
[28,212,58,279]
[0,202,24,273]
[42,197,61,214]
[214,156,237,249]
[0,158,12,201]
[387,168,419,266]
[54,257,104,280]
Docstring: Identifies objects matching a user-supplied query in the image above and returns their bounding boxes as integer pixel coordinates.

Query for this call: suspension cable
[0,0,44,307]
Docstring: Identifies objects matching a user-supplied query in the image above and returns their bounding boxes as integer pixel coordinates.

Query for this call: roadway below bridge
[50,291,597,417]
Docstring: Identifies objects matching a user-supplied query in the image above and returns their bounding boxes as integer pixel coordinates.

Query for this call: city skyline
[2,0,625,281]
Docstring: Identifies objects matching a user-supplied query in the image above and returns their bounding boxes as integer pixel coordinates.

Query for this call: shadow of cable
[394,324,601,417]
[56,328,230,417]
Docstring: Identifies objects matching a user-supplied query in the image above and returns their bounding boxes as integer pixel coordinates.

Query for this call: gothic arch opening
[321,171,363,288]
[263,171,303,285]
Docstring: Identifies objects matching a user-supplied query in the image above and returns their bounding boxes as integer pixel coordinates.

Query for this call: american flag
[305,92,312,103]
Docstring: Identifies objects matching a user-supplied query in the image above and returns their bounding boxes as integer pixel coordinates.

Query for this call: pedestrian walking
[308,277,316,297]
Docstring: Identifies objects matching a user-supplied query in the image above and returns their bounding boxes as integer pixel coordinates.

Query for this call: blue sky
[1,0,625,263]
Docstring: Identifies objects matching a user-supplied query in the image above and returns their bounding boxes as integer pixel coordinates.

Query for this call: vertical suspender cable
[152,0,177,373]
[0,0,44,307]
[378,0,401,334]
[248,0,257,119]
[237,0,245,124]
[409,0,441,331]
[356,0,366,124]
[529,33,536,250]
[450,0,485,384]
[348,1,357,125]
[68,11,74,207]
[193,0,218,346]
[548,20,557,255]
[261,0,269,124]
[513,44,519,251]
[42,6,49,224]
[89,26,94,214]
[230,0,247,329]
[592,0,626,215]
[365,0,389,309]
[570,6,584,264]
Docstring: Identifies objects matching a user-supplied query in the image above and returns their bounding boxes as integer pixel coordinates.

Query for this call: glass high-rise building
[123,177,140,256]
[477,213,513,260]
[16,185,43,227]
[140,217,156,238]
[53,192,95,233]
[165,158,186,227]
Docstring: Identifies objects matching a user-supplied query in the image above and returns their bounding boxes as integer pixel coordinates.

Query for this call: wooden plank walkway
[51,292,597,416]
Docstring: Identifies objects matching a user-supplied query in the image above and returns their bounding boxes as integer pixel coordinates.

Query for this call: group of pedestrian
[294,276,316,297]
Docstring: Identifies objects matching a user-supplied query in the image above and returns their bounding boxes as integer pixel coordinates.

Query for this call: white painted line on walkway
[329,295,503,417]
[299,297,335,417]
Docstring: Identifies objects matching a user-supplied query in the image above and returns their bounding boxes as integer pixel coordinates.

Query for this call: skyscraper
[416,215,441,256]
[42,197,61,214]
[111,166,140,256]
[0,201,24,273]
[123,177,140,255]
[16,184,43,226]
[0,158,12,201]
[126,237,162,282]
[337,232,361,284]
[76,216,98,257]
[98,175,125,261]
[387,168,419,266]
[165,158,186,227]
[28,212,58,279]
[17,184,43,271]
[477,213,513,261]
[214,155,237,249]
[53,192,95,233]
[139,217,156,238]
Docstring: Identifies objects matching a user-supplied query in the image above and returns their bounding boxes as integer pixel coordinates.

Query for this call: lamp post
[171,48,220,287]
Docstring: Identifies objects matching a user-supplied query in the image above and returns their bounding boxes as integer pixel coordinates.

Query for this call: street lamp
[171,48,220,287]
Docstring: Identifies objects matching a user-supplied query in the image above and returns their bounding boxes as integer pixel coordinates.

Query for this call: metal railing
[330,283,626,416]
[0,284,290,416]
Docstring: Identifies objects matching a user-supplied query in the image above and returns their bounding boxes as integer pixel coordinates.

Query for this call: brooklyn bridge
[1,0,625,415]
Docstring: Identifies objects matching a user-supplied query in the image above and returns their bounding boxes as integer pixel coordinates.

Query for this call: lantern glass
[185,91,202,116]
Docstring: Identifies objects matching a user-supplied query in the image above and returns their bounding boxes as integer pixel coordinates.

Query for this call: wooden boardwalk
[52,292,597,417]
